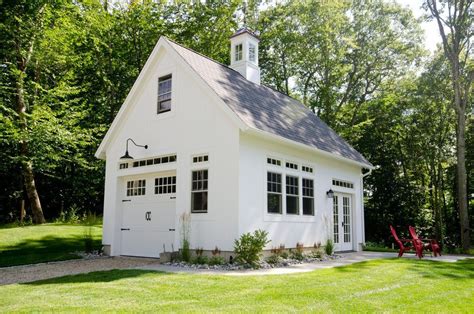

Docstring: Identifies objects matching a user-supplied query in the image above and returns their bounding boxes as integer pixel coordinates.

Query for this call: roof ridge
[162,36,371,167]
[164,36,243,76]
[164,36,314,114]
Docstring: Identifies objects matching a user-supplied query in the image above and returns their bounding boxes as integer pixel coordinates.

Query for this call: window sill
[263,214,318,223]
[157,109,171,114]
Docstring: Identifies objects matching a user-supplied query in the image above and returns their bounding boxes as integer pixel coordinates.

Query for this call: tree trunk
[456,112,470,252]
[15,73,45,224]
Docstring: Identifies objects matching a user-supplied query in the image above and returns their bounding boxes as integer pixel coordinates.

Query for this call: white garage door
[120,172,176,258]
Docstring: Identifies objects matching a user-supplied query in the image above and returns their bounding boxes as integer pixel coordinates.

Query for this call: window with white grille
[155,176,176,194]
[126,180,146,196]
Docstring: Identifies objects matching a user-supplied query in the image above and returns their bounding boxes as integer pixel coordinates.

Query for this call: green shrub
[325,238,334,255]
[181,239,191,263]
[266,254,281,265]
[179,213,191,263]
[290,249,304,261]
[233,229,270,267]
[209,256,225,266]
[280,251,289,259]
[309,249,323,258]
[192,255,209,265]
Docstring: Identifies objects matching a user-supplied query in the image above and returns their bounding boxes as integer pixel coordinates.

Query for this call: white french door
[333,193,353,251]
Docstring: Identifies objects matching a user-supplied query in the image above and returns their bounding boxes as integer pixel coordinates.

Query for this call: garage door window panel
[126,179,146,196]
[155,176,176,194]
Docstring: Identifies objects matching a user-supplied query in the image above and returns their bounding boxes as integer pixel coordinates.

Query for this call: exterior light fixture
[326,189,334,198]
[120,138,148,160]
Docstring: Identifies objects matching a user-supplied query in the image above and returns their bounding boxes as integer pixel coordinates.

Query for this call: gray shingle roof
[166,38,372,168]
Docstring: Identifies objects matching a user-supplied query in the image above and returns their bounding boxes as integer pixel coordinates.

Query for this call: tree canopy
[0,0,472,250]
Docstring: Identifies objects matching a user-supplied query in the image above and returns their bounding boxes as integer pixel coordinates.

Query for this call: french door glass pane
[343,197,351,243]
[333,195,339,243]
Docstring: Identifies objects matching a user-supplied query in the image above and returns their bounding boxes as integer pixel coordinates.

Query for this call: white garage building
[95,28,373,258]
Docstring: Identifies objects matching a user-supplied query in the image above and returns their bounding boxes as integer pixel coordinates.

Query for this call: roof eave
[245,128,374,170]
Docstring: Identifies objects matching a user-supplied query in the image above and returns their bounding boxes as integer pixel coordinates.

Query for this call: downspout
[360,168,373,248]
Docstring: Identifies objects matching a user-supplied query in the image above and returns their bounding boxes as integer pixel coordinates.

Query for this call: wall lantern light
[120,138,148,160]
[326,189,334,198]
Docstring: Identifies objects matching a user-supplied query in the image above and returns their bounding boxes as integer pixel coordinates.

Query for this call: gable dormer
[229,28,261,85]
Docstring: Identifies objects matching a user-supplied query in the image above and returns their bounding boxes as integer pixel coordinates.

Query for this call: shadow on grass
[0,234,101,267]
[405,258,474,280]
[332,258,474,280]
[24,269,169,285]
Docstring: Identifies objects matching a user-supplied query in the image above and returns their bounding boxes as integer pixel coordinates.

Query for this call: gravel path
[0,256,158,285]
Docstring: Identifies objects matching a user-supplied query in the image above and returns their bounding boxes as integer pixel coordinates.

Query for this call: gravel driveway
[0,256,158,285]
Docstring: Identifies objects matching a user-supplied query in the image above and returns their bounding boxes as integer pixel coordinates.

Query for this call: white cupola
[229,28,261,85]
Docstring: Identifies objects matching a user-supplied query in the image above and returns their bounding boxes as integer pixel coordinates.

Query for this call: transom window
[158,74,172,114]
[286,175,299,214]
[235,44,243,61]
[128,154,177,169]
[193,155,208,163]
[267,158,281,166]
[332,179,354,189]
[302,166,313,173]
[302,178,314,215]
[126,179,146,196]
[267,172,282,214]
[155,176,176,194]
[119,163,128,170]
[191,170,208,213]
[249,43,256,62]
[286,162,298,170]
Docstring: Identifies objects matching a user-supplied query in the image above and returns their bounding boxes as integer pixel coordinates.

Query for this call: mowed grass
[0,223,102,267]
[1,259,473,312]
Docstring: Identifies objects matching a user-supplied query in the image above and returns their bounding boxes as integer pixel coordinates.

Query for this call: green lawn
[0,223,102,267]
[1,259,473,312]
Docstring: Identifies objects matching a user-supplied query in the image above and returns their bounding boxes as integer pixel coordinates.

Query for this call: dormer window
[249,43,256,62]
[235,44,243,61]
[158,74,172,114]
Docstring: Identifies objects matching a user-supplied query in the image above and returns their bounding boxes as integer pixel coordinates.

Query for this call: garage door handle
[122,199,131,202]
[170,196,176,199]
[169,228,175,231]
[121,228,130,231]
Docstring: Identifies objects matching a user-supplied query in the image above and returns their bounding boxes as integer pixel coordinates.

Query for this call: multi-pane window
[193,155,209,163]
[191,170,208,213]
[332,179,354,189]
[286,162,298,170]
[249,43,256,62]
[302,166,313,173]
[235,44,243,61]
[126,180,146,196]
[131,154,177,168]
[155,176,176,194]
[267,172,282,214]
[286,175,299,215]
[158,75,172,113]
[302,178,314,215]
[119,163,129,170]
[267,158,281,166]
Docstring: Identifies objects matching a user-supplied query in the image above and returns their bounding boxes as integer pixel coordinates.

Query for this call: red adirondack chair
[389,225,413,258]
[408,226,441,258]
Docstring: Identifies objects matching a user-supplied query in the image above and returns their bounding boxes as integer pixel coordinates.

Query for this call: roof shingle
[166,38,372,167]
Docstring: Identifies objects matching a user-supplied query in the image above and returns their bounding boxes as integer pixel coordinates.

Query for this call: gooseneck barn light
[120,138,148,160]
